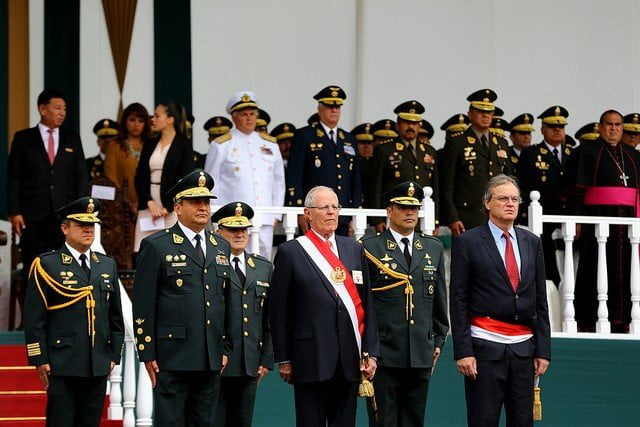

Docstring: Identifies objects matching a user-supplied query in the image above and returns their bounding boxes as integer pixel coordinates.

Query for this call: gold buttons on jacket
[206,301,211,307]
[244,331,249,337]
[243,317,248,323]
[243,303,248,309]
[242,290,247,295]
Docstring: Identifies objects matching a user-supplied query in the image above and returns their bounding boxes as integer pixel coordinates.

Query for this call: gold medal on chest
[330,266,346,284]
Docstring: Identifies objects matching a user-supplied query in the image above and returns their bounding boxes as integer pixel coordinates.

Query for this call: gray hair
[304,186,336,208]
[482,174,520,202]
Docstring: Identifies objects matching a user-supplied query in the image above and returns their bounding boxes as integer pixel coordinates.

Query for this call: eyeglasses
[308,205,341,212]
[492,196,522,204]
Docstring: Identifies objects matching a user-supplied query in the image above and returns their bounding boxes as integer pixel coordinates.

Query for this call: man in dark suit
[450,174,551,427]
[269,186,379,426]
[133,170,232,426]
[8,88,89,291]
[440,89,512,237]
[286,85,362,236]
[361,182,449,426]
[212,202,274,427]
[24,197,124,426]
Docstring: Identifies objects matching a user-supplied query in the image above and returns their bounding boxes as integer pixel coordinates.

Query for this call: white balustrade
[628,224,640,334]
[595,224,610,333]
[122,333,137,427]
[135,361,154,426]
[561,221,577,333]
[107,362,123,420]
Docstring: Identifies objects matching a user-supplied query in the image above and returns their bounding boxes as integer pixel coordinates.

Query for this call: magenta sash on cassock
[583,186,640,217]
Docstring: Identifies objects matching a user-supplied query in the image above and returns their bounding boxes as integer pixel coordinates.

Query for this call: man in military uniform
[212,202,274,427]
[621,113,640,149]
[507,113,535,176]
[270,122,297,169]
[518,106,575,286]
[440,89,512,237]
[372,119,398,145]
[24,197,124,426]
[286,85,362,236]
[133,170,232,426]
[489,117,509,138]
[370,100,439,233]
[256,108,271,136]
[87,119,119,181]
[440,114,469,145]
[352,122,375,208]
[574,122,600,145]
[418,119,435,145]
[360,182,448,426]
[204,91,285,259]
[197,116,233,169]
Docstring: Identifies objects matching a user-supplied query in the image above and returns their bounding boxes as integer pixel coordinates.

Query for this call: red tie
[503,231,520,292]
[47,128,55,165]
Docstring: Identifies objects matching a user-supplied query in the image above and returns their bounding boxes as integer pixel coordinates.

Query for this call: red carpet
[0,345,121,426]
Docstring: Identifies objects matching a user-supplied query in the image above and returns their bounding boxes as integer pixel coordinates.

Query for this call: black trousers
[46,375,107,427]
[367,366,432,427]
[217,375,259,427]
[154,370,221,427]
[464,346,534,427]
[293,367,358,427]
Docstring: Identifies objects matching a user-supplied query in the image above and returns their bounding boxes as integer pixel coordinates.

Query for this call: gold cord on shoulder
[29,258,97,347]
[364,249,414,320]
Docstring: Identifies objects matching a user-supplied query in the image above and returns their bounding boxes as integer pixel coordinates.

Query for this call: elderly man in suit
[269,186,379,427]
[450,174,551,427]
[8,88,89,307]
[133,170,232,426]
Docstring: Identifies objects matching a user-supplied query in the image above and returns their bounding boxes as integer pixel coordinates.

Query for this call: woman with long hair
[133,101,194,251]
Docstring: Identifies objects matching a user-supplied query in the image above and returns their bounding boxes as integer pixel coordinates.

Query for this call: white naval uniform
[205,128,285,259]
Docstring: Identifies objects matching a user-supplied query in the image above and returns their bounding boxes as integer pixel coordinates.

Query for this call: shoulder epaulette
[358,233,379,243]
[215,132,232,144]
[259,133,277,143]
[251,253,271,264]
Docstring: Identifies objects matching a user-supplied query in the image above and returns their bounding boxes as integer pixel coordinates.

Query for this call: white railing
[527,191,640,337]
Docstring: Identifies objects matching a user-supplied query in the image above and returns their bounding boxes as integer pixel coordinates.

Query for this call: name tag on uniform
[352,270,363,284]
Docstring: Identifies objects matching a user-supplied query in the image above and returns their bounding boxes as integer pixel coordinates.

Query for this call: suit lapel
[171,225,204,267]
[515,228,529,287]
[409,232,424,273]
[32,127,52,168]
[479,225,512,290]
[244,252,257,290]
[383,230,410,272]
[88,251,101,284]
[296,240,338,302]
[204,233,218,269]
[59,248,89,284]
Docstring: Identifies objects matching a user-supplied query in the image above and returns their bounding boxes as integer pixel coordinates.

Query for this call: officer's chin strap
[364,250,414,320]
[29,258,97,347]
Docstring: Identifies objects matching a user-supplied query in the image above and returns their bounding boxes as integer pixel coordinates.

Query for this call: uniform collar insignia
[61,253,73,264]
[380,253,393,262]
[338,130,345,139]
[209,234,217,246]
[540,147,548,155]
[247,257,255,268]
[414,240,423,250]
[92,252,100,263]
[386,240,397,250]
[173,233,184,244]
[316,129,325,137]
[467,136,476,144]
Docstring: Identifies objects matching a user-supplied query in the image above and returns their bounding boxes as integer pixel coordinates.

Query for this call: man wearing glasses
[450,174,551,427]
[286,85,362,236]
[269,186,379,426]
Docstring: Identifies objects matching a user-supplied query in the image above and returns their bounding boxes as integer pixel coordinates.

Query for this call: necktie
[194,234,205,264]
[502,231,520,292]
[329,129,336,144]
[552,148,560,163]
[480,134,488,149]
[79,254,90,278]
[401,237,411,266]
[47,128,55,165]
[233,257,246,286]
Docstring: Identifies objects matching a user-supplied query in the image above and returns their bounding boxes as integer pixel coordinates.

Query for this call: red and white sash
[297,230,365,352]
[470,316,533,344]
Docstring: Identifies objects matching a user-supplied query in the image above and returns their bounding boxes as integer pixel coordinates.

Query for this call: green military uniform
[211,202,274,427]
[24,197,124,427]
[441,90,512,230]
[360,182,449,426]
[133,170,232,426]
[370,101,439,222]
[87,119,119,180]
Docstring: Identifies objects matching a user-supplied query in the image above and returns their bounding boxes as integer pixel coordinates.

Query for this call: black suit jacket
[285,124,362,209]
[134,134,194,212]
[450,224,551,361]
[8,126,89,221]
[269,235,380,384]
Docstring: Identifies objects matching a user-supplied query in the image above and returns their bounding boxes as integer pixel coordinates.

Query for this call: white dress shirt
[177,222,207,258]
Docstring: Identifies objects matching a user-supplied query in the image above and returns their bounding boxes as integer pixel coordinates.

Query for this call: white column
[595,223,610,334]
[561,221,577,333]
[283,210,297,241]
[249,211,262,254]
[135,362,153,426]
[352,211,368,240]
[122,334,137,427]
[107,363,123,420]
[527,191,543,236]
[628,223,640,334]
[420,187,435,236]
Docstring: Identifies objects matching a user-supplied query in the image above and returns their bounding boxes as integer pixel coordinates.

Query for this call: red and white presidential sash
[297,230,365,352]
[470,316,533,344]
